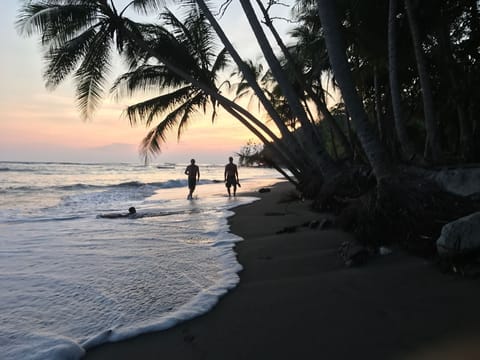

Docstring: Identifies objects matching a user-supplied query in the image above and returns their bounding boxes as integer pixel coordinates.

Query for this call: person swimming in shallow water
[98,207,137,219]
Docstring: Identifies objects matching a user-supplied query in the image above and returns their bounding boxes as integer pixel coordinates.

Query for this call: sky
[0,1,293,164]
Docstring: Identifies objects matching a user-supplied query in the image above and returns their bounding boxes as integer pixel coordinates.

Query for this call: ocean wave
[2,179,189,193]
[0,167,38,172]
[3,215,83,224]
[57,183,98,191]
[116,181,146,187]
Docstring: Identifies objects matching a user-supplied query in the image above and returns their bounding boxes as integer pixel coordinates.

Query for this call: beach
[84,181,480,359]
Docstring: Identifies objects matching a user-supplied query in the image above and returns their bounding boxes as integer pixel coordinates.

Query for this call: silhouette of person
[224,156,239,197]
[98,206,137,219]
[185,159,200,199]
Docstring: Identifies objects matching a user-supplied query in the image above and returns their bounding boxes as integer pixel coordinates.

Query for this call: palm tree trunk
[404,0,442,163]
[373,64,384,140]
[238,0,341,181]
[193,0,308,165]
[255,0,352,159]
[225,106,299,184]
[316,0,393,180]
[436,10,474,162]
[388,0,417,161]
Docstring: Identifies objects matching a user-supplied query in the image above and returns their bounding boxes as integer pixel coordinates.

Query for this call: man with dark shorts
[185,159,200,199]
[224,156,239,197]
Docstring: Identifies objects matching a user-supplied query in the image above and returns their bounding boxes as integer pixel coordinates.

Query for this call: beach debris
[318,218,333,229]
[182,328,195,343]
[184,334,195,343]
[307,219,320,228]
[300,218,332,229]
[460,263,480,278]
[442,259,480,278]
[259,187,271,193]
[279,190,302,203]
[338,240,369,267]
[276,225,298,234]
[436,211,480,257]
[378,246,393,255]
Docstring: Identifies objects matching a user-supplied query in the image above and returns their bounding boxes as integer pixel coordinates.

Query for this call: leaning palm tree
[316,0,393,181]
[237,0,340,181]
[232,61,298,130]
[288,4,353,159]
[110,8,230,160]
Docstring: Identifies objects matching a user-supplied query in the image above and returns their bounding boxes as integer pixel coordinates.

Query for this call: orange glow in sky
[0,1,291,164]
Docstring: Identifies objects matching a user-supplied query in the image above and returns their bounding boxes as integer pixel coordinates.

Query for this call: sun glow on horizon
[0,1,292,164]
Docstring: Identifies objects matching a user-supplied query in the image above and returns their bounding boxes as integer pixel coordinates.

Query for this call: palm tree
[110,8,230,159]
[238,0,341,180]
[404,0,442,163]
[191,0,314,174]
[315,0,393,181]
[288,4,353,158]
[16,0,133,120]
[388,0,418,161]
[232,61,300,131]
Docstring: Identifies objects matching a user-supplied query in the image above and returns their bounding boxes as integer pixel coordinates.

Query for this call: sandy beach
[85,182,480,360]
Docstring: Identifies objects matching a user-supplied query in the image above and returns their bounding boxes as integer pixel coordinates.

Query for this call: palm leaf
[44,27,98,89]
[125,86,198,127]
[210,47,230,81]
[74,23,112,119]
[130,0,165,15]
[176,94,206,139]
[111,64,188,99]
[17,2,98,46]
[139,93,201,159]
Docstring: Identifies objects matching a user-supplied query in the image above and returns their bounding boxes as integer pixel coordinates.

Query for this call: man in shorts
[185,159,200,199]
[224,156,239,197]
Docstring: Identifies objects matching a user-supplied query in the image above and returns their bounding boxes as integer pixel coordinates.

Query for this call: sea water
[0,161,280,360]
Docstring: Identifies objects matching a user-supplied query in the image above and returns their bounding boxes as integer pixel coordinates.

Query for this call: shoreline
[85,182,480,359]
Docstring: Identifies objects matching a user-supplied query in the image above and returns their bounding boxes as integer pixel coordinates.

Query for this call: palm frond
[130,0,165,15]
[44,27,97,89]
[111,64,187,99]
[210,47,230,80]
[234,83,252,99]
[176,95,204,139]
[125,86,197,127]
[17,2,98,46]
[120,20,165,68]
[138,94,201,159]
[161,7,218,70]
[74,24,112,119]
[140,127,163,162]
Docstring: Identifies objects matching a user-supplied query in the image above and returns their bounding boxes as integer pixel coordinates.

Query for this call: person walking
[185,159,200,199]
[224,156,239,197]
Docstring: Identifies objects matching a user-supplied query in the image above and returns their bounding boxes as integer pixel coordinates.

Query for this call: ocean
[0,161,281,360]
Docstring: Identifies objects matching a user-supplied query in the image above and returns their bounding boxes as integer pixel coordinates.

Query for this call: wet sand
[84,182,480,359]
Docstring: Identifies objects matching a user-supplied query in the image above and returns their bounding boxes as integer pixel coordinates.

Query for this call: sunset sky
[0,1,292,164]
